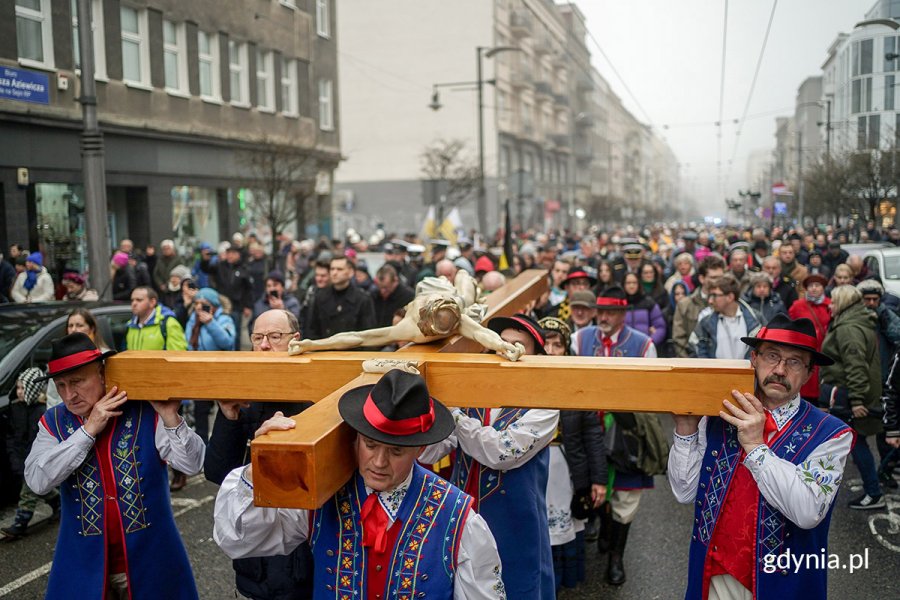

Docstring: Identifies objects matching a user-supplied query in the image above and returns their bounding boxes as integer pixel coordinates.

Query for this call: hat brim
[36,349,116,382]
[740,337,834,366]
[487,316,547,354]
[338,384,456,447]
[565,276,597,286]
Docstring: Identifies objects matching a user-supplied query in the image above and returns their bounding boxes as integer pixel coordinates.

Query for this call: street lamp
[430,46,520,237]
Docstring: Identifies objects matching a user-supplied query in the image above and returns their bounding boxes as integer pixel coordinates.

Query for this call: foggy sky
[575,0,868,217]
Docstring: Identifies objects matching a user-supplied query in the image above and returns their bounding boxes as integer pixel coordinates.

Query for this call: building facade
[335,0,680,237]
[1,0,339,277]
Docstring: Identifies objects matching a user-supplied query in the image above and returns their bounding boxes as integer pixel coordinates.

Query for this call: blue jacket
[690,299,761,359]
[185,307,236,351]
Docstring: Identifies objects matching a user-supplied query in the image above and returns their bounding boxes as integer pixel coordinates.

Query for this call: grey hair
[856,279,884,296]
[830,285,862,315]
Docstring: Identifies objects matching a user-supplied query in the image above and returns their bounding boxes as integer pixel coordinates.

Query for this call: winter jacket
[689,299,762,359]
[873,304,900,382]
[771,276,798,311]
[672,288,711,358]
[559,410,607,490]
[11,267,54,302]
[205,402,314,600]
[153,255,184,293]
[0,259,15,303]
[742,289,788,326]
[307,284,376,340]
[820,302,883,436]
[822,249,849,274]
[5,398,46,475]
[215,260,253,310]
[625,294,667,347]
[883,351,900,440]
[126,305,188,350]
[371,282,416,328]
[788,297,831,400]
[112,265,137,302]
[185,308,236,351]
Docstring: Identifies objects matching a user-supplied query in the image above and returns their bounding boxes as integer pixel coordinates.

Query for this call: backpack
[605,412,670,476]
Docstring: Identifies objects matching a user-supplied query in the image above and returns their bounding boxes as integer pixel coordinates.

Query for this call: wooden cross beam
[104,269,754,508]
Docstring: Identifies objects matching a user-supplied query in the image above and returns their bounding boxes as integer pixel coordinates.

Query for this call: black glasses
[250,331,294,345]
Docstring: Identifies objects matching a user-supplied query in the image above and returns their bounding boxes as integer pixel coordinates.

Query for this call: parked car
[864,246,900,297]
[842,242,892,259]
[0,302,132,505]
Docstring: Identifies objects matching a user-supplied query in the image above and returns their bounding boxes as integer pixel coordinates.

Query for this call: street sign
[0,66,50,105]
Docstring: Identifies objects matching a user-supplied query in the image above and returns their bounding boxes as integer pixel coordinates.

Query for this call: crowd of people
[2,221,900,599]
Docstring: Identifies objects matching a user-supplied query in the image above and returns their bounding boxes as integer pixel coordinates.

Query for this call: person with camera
[184,288,236,446]
[250,271,301,336]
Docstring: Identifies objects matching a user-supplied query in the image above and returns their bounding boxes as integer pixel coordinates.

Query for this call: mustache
[763,375,791,391]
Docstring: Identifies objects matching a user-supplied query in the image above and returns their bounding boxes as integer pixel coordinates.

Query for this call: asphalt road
[1,452,897,599]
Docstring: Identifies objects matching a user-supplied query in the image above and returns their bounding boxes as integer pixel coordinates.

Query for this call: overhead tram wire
[717,0,729,203]
[723,0,779,193]
[517,0,656,129]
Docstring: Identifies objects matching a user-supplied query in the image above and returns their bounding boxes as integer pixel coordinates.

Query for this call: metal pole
[77,0,111,299]
[797,130,804,228]
[476,47,487,237]
[825,99,831,161]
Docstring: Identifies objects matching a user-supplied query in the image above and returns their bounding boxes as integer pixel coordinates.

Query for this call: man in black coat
[371,263,415,327]
[204,309,312,600]
[306,256,376,340]
[214,244,253,349]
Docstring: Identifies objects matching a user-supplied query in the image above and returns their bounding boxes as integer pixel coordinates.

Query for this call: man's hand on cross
[149,399,184,428]
[719,390,767,454]
[671,414,702,437]
[218,401,251,421]
[83,386,128,438]
[254,411,296,439]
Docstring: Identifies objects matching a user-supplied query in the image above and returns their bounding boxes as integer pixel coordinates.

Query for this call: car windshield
[0,312,62,357]
[883,256,900,280]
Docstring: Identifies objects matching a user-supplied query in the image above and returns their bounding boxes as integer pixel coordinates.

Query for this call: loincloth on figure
[417,297,463,337]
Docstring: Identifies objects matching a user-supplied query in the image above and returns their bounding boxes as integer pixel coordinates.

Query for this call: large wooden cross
[105,269,753,509]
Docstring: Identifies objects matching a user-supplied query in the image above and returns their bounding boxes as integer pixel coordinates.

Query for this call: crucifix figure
[104,269,753,511]
[288,270,527,361]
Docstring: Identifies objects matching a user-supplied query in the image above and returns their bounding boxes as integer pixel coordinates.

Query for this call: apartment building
[1,0,339,275]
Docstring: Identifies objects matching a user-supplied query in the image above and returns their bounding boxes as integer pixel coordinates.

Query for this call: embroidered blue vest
[41,402,198,600]
[451,408,555,600]
[685,400,852,600]
[309,464,471,600]
[576,325,652,358]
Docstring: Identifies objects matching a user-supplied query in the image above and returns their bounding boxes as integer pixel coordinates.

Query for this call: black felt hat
[740,314,833,366]
[487,313,547,355]
[338,369,454,447]
[564,269,597,287]
[595,286,629,311]
[38,333,116,382]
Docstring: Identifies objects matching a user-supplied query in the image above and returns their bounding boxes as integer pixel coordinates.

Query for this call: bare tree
[419,139,480,210]
[846,147,900,223]
[240,136,317,269]
[803,154,854,225]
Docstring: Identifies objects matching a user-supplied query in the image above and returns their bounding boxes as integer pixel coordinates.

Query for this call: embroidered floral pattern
[378,481,408,521]
[797,454,842,499]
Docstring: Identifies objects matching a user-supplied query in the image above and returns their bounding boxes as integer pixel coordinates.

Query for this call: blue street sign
[774,202,788,215]
[0,66,50,105]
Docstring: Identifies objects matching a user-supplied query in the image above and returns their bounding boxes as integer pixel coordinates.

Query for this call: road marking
[868,492,900,554]
[0,494,214,597]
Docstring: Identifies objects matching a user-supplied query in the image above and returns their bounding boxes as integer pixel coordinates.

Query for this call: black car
[0,302,133,504]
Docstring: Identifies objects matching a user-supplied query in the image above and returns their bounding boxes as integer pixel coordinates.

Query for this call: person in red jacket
[788,273,831,406]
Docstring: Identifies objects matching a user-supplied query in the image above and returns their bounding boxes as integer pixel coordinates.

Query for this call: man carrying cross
[420,313,559,600]
[668,314,854,600]
[214,369,506,599]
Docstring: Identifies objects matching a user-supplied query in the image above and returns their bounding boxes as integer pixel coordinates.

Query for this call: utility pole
[797,130,804,228]
[77,0,111,299]
[476,47,487,237]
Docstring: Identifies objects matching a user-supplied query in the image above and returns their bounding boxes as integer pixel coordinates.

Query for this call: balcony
[576,72,595,91]
[575,112,594,129]
[533,35,553,56]
[510,10,533,37]
[553,93,570,108]
[549,133,570,148]
[535,81,554,101]
[510,66,534,89]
